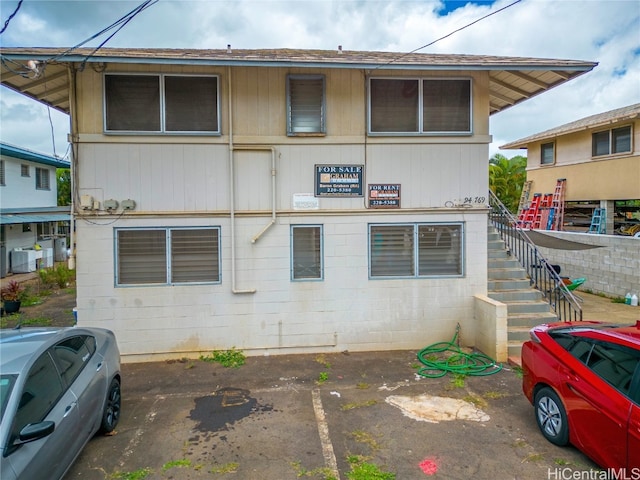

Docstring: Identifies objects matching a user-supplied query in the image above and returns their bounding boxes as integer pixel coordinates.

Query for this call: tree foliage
[57,168,71,206]
[489,154,527,213]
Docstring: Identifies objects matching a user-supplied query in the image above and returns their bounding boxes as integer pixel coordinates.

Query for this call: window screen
[105,75,161,131]
[288,76,325,134]
[291,225,323,280]
[36,167,50,190]
[370,225,415,277]
[165,76,219,132]
[105,74,219,133]
[370,79,419,133]
[171,228,220,283]
[541,143,554,165]
[117,229,167,285]
[370,223,463,278]
[116,228,221,286]
[423,79,471,132]
[612,126,631,154]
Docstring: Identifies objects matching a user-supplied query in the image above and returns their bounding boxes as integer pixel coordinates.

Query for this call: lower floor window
[116,227,220,285]
[291,225,323,280]
[369,223,463,278]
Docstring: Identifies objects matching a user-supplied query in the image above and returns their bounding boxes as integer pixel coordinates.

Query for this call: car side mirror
[17,421,55,444]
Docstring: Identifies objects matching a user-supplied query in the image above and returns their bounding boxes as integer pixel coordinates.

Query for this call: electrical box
[80,195,94,210]
[121,199,136,210]
[104,199,119,210]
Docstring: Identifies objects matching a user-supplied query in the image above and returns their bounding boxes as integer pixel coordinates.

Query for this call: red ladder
[518,193,542,228]
[549,178,566,231]
[534,193,553,229]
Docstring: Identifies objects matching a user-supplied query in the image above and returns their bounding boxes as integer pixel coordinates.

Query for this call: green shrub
[39,264,76,289]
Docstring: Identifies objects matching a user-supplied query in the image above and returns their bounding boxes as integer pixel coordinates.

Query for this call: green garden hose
[416,324,503,378]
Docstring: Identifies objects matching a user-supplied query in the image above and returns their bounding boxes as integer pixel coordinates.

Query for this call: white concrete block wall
[75,211,488,361]
[536,231,640,298]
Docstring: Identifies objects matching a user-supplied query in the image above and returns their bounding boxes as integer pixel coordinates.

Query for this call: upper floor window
[369,223,464,278]
[541,142,555,165]
[0,160,5,186]
[36,167,50,190]
[369,78,471,135]
[115,227,221,286]
[21,164,30,177]
[291,225,323,280]
[592,125,632,157]
[104,74,220,134]
[287,75,325,135]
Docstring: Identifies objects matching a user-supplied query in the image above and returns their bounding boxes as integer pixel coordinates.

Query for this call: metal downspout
[228,67,256,294]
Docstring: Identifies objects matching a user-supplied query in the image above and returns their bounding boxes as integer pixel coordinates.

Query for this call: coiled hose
[416,324,503,378]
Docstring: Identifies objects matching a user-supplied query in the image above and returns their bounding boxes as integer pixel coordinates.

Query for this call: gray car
[0,327,121,480]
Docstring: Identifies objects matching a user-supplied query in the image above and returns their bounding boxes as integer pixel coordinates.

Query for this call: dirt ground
[0,279,77,328]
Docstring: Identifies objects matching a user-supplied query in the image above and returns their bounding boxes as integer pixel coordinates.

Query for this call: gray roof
[501,103,640,149]
[0,47,597,116]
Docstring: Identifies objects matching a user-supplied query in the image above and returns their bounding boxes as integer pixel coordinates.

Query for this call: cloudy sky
[1,0,639,160]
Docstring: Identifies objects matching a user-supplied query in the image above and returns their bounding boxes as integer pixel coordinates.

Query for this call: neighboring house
[501,104,640,234]
[0,47,596,361]
[0,143,71,277]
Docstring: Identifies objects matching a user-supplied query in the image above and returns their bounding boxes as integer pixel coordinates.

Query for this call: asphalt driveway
[64,350,599,480]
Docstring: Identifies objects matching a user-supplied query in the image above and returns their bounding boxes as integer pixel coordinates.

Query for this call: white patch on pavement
[385,394,490,423]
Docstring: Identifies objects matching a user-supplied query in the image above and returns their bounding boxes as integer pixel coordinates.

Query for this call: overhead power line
[0,0,23,35]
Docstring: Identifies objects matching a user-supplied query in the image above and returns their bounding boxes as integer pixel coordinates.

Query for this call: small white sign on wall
[293,193,319,210]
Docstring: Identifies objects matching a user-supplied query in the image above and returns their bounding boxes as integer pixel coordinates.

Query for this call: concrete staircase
[487,227,557,363]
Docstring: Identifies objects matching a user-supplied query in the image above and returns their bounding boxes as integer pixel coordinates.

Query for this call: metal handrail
[488,190,582,322]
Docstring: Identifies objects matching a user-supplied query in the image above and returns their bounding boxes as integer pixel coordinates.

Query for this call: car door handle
[64,401,77,418]
[96,362,103,372]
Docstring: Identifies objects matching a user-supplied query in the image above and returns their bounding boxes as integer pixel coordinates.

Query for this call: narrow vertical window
[612,126,631,154]
[540,142,555,165]
[0,160,5,186]
[287,75,325,134]
[35,167,50,190]
[171,228,220,283]
[21,164,29,177]
[291,225,323,280]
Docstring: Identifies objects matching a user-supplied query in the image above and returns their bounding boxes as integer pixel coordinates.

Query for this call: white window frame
[368,77,472,135]
[104,73,220,135]
[35,167,50,190]
[287,75,326,135]
[369,223,464,278]
[291,225,323,281]
[115,227,221,286]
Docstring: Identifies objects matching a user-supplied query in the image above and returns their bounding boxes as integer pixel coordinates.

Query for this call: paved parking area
[65,350,598,480]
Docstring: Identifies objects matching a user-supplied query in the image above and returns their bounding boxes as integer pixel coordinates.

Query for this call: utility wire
[0,0,23,35]
[379,0,523,68]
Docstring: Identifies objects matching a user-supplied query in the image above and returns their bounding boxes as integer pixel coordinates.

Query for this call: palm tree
[489,154,527,213]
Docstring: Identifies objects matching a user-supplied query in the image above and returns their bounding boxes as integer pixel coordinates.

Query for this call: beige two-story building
[0,47,596,361]
[502,104,640,234]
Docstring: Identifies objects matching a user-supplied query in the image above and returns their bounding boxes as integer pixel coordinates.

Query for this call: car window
[51,336,94,387]
[10,353,64,445]
[586,342,640,396]
[551,332,593,363]
[0,374,17,424]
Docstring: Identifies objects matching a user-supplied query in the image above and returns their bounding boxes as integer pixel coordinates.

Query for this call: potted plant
[1,280,25,314]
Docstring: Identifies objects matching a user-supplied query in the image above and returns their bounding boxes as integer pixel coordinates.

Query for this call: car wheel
[100,378,121,433]
[534,387,568,446]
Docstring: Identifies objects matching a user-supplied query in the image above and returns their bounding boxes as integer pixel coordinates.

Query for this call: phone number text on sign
[368,184,400,208]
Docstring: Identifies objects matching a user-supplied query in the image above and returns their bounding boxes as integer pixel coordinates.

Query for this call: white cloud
[0,0,639,159]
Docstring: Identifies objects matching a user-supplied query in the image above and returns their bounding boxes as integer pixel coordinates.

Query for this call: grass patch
[449,374,466,388]
[200,347,246,368]
[512,365,523,378]
[0,315,52,329]
[356,382,370,389]
[290,461,336,478]
[554,458,572,466]
[462,394,487,409]
[350,430,382,451]
[315,354,332,369]
[109,468,153,480]
[522,453,544,463]
[162,459,191,471]
[316,371,329,384]
[341,400,377,411]
[346,456,395,480]
[483,390,508,399]
[210,462,240,474]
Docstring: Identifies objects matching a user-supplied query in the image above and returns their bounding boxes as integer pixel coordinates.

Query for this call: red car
[522,321,640,469]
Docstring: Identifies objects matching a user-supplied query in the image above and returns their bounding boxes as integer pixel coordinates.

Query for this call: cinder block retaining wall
[535,232,640,298]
